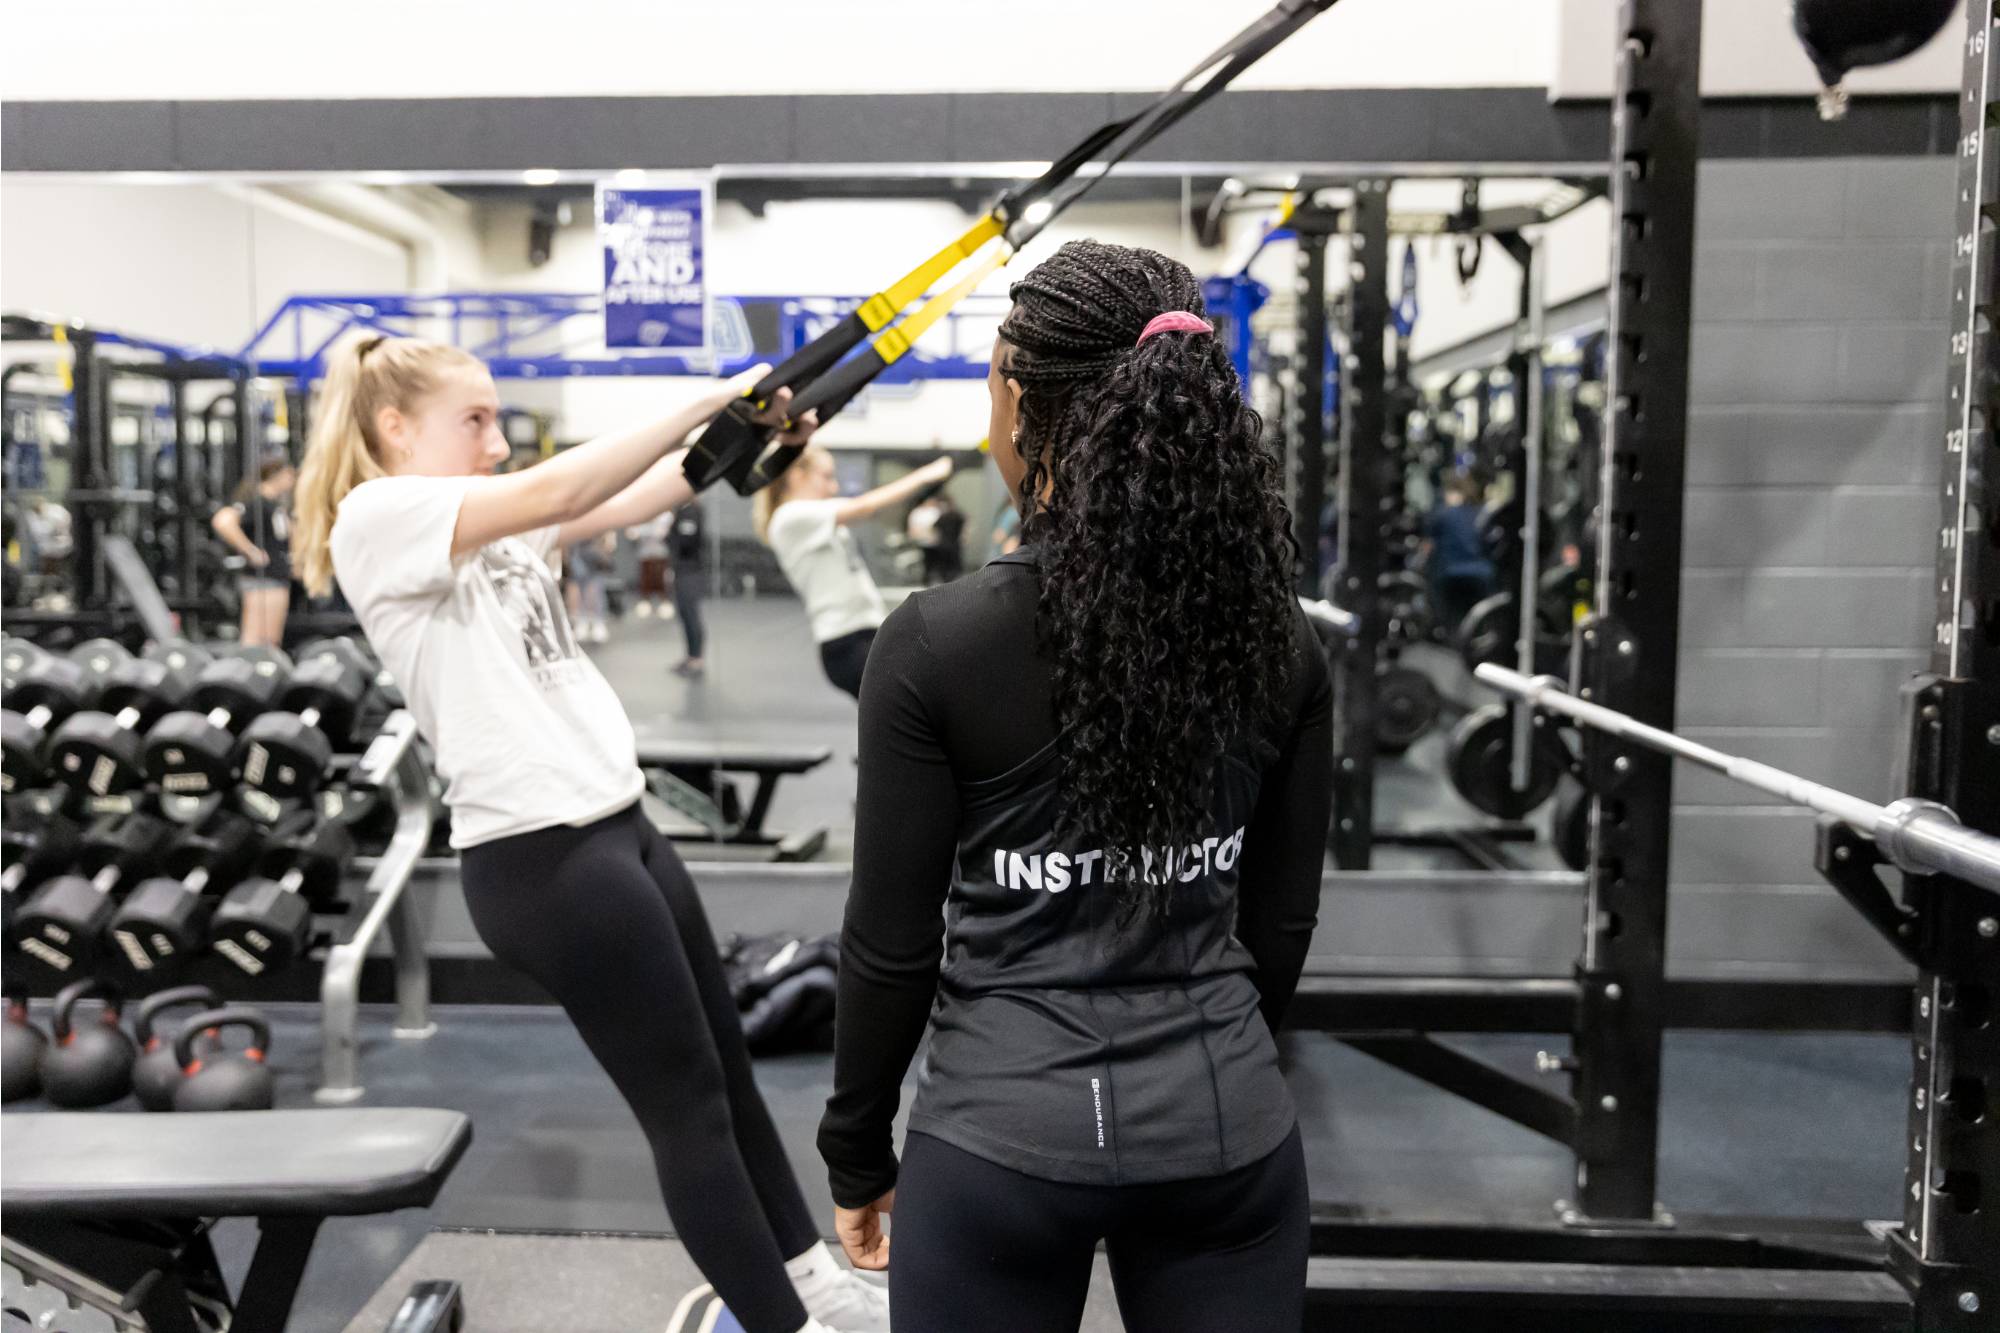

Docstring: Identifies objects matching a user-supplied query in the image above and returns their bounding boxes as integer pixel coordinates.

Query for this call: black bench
[636,738,832,861]
[3,1107,471,1332]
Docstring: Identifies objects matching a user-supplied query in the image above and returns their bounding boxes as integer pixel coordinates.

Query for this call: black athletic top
[818,549,1333,1208]
[669,501,705,567]
[232,492,292,583]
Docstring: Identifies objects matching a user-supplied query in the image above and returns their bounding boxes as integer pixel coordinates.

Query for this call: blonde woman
[291,334,883,1333]
[753,448,952,698]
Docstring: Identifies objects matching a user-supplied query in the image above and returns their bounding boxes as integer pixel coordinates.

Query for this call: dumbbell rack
[314,709,440,1104]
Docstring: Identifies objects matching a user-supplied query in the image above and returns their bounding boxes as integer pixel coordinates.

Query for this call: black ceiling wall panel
[948,93,1118,164]
[0,91,1956,176]
[792,94,953,164]
[7,100,177,171]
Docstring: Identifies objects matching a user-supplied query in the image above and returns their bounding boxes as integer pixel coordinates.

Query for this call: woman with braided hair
[820,240,1332,1332]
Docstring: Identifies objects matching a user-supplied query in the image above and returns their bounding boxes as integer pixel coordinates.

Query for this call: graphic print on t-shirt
[479,540,580,675]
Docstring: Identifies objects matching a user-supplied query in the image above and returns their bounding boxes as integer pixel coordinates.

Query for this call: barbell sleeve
[1473,663,2000,895]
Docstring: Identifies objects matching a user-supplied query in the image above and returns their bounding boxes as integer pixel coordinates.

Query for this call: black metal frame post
[1888,4,2000,1325]
[1329,184,1390,871]
[65,328,108,611]
[1569,0,1702,1224]
[1291,216,1332,595]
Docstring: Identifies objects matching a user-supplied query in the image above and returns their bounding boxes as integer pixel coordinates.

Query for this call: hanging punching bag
[1792,0,1960,119]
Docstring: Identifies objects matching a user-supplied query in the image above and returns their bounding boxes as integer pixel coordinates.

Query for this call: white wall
[2,1,1559,102]
[0,181,411,352]
[1552,0,1965,100]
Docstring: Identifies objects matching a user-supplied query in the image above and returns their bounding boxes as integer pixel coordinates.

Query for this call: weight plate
[1554,781,1591,871]
[1374,665,1441,754]
[1455,593,1517,672]
[1445,702,1567,820]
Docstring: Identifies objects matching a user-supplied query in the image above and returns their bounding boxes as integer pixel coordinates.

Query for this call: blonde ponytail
[293,333,484,596]
[751,444,830,543]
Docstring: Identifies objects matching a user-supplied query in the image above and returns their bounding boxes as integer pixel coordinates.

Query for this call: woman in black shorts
[211,451,296,647]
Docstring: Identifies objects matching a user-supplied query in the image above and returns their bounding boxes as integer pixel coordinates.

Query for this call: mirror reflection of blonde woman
[753,447,951,699]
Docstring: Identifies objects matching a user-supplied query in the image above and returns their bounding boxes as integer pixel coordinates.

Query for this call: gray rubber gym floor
[7,1004,1899,1333]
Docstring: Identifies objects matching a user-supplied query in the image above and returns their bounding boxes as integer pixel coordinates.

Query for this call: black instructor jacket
[817,549,1334,1207]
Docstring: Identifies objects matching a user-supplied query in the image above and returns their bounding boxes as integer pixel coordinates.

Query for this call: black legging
[460,803,819,1333]
[675,567,707,660]
[817,628,876,700]
[889,1126,1309,1333]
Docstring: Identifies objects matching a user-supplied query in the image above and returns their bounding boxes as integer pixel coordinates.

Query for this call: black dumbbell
[2,635,50,690]
[1,655,102,794]
[236,638,374,802]
[45,653,204,800]
[144,650,292,797]
[2,808,83,950]
[14,812,177,979]
[209,812,355,977]
[143,638,214,676]
[67,637,134,683]
[103,804,264,986]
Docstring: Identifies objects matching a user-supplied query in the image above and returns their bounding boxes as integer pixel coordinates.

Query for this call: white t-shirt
[330,475,644,849]
[767,498,887,644]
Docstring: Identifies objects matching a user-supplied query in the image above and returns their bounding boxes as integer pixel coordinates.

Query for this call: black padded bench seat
[4,1108,470,1219]
[2,1109,471,1331]
[635,737,833,860]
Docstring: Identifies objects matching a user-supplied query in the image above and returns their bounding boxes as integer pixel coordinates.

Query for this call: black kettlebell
[42,979,136,1108]
[133,985,222,1111]
[172,1007,275,1112]
[2,994,47,1103]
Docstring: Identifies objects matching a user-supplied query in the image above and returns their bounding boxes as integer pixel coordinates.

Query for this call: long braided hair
[999,240,1299,912]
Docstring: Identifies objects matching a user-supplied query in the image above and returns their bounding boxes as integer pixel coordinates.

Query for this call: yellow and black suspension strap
[739,249,1012,492]
[682,0,1344,496]
[681,212,1006,490]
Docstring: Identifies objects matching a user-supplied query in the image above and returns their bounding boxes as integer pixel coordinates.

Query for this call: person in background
[669,496,708,677]
[752,447,953,700]
[906,493,942,584]
[928,492,965,585]
[820,240,1330,1333]
[211,451,297,648]
[565,530,615,644]
[25,497,73,573]
[292,334,885,1333]
[633,511,673,619]
[1419,469,1498,635]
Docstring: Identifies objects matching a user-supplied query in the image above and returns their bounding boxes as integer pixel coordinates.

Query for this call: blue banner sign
[597,183,711,351]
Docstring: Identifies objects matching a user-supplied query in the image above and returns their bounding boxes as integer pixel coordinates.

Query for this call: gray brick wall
[1671,156,1952,979]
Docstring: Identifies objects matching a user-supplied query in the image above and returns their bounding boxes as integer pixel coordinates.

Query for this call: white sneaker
[804,1270,890,1333]
[634,601,655,618]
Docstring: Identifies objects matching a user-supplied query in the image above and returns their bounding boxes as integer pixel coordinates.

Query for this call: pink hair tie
[1136,311,1214,345]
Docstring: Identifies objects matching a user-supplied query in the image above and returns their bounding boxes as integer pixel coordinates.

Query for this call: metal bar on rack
[1510,237,1546,794]
[1477,664,2000,896]
[316,711,437,1104]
